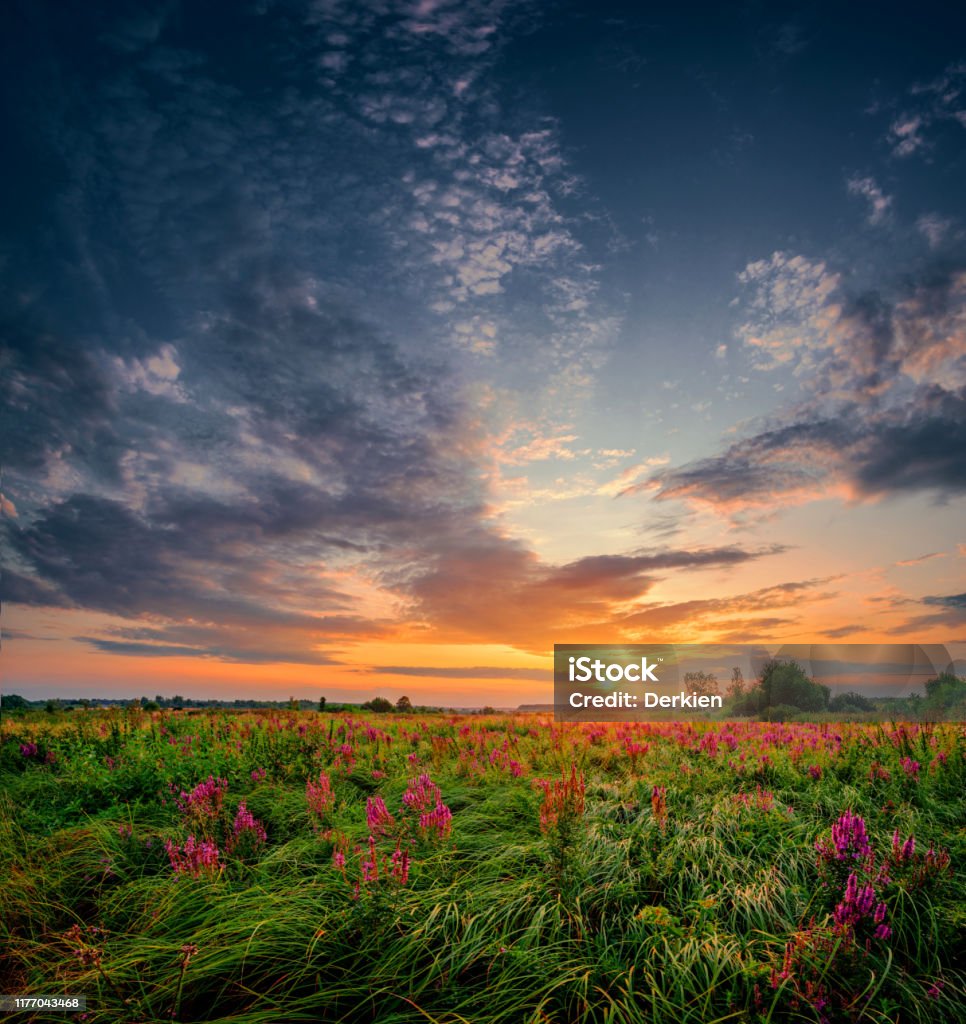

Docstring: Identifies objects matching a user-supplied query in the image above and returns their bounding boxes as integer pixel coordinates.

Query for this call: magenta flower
[403,773,453,841]
[165,835,221,878]
[306,771,334,823]
[816,809,871,864]
[175,776,228,824]
[900,757,921,779]
[227,801,267,853]
[366,796,396,837]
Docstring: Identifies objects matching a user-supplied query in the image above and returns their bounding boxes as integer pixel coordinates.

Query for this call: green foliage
[759,660,830,712]
[683,671,719,696]
[829,691,876,713]
[1,709,963,1023]
[924,672,966,717]
[730,660,832,718]
[362,696,394,713]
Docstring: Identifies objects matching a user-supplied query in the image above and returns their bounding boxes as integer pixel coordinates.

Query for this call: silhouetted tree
[727,666,745,700]
[828,691,875,713]
[758,660,829,713]
[684,671,719,697]
[363,697,394,713]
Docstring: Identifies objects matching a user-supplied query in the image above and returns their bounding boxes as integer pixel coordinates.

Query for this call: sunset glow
[3,2,964,704]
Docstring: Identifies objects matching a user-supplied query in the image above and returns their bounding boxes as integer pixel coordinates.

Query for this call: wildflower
[891,829,915,864]
[419,801,453,840]
[899,757,920,779]
[403,773,453,840]
[389,842,410,884]
[366,795,396,837]
[164,835,221,878]
[833,872,890,942]
[175,776,228,825]
[226,801,267,855]
[868,761,891,782]
[816,809,870,864]
[306,771,334,824]
[651,785,667,826]
[360,835,379,882]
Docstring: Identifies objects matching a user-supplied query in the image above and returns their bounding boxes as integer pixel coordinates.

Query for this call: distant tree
[1,694,29,710]
[923,672,966,715]
[45,699,58,714]
[396,695,413,713]
[758,660,829,713]
[760,703,802,723]
[684,671,719,697]
[143,700,161,712]
[828,691,875,713]
[318,696,327,712]
[171,695,185,710]
[363,697,394,713]
[727,667,745,700]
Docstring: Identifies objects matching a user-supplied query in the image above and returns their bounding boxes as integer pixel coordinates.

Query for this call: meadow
[1,709,963,1023]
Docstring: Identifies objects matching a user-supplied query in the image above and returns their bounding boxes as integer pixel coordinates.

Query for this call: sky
[2,0,965,705]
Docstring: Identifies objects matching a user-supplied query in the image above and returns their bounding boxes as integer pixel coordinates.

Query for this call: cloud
[645,385,966,511]
[3,569,72,608]
[406,541,787,649]
[923,592,966,610]
[888,115,927,157]
[846,175,893,226]
[610,578,838,638]
[916,214,953,249]
[734,252,840,371]
[370,665,548,680]
[638,257,966,514]
[887,62,966,158]
[895,552,945,566]
[823,625,864,639]
[76,636,342,665]
[891,591,966,634]
[4,0,609,669]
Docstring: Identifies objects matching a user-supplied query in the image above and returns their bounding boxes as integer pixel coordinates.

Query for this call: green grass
[1,710,964,1022]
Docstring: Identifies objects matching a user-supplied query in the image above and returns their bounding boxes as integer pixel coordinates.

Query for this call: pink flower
[366,796,396,837]
[165,835,221,878]
[306,771,334,822]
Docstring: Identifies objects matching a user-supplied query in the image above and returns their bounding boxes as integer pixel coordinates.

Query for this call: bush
[829,691,875,713]
[758,659,830,713]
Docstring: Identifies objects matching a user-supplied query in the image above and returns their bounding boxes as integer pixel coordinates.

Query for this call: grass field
[1,709,964,1023]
